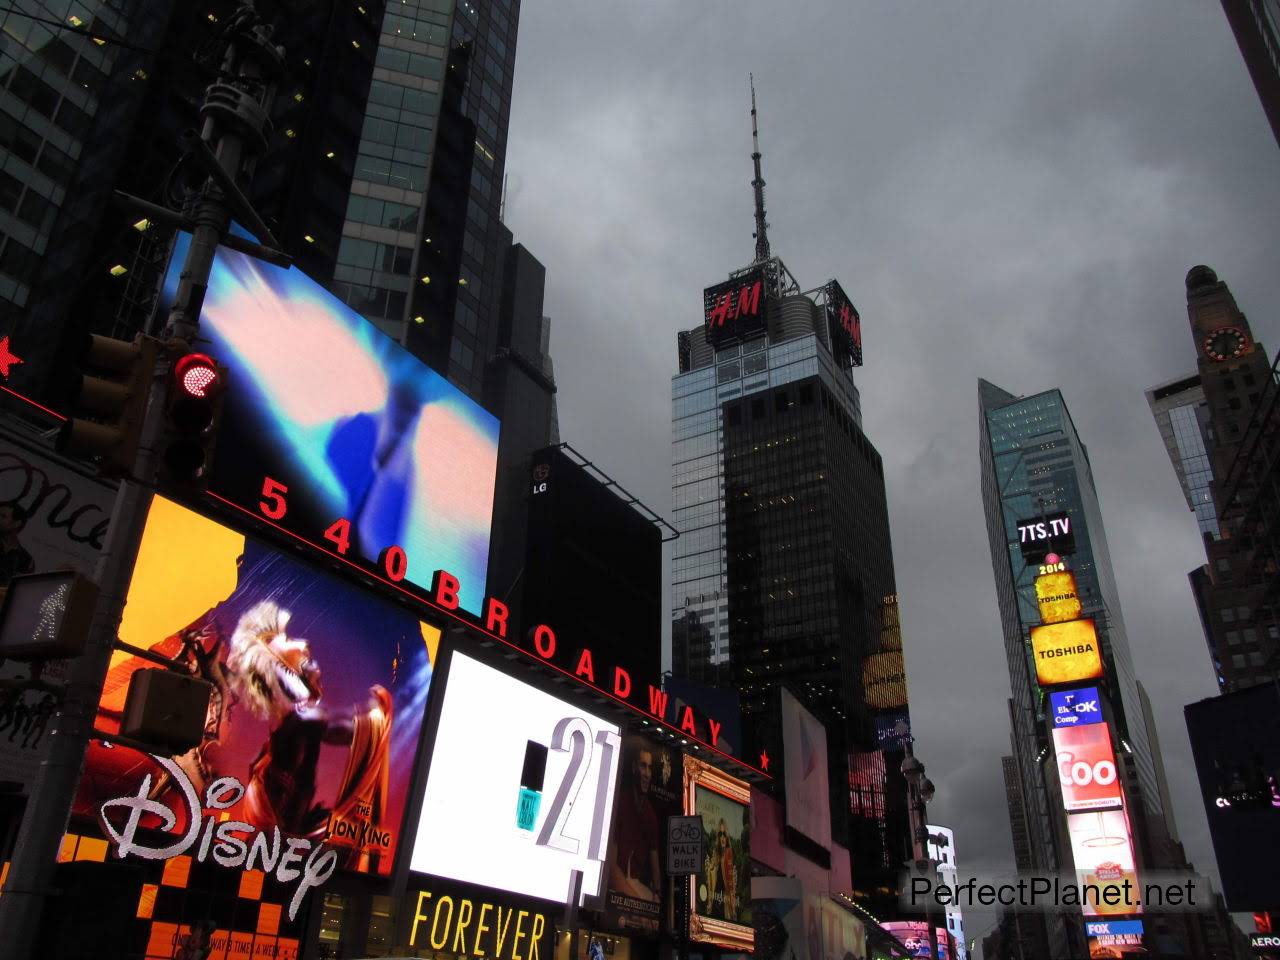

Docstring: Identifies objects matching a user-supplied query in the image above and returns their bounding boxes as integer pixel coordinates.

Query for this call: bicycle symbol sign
[666,815,704,875]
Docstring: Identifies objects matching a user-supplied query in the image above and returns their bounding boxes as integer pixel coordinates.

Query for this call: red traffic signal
[160,352,227,489]
[174,353,220,399]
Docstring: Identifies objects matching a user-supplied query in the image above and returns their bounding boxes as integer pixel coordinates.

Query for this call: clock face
[1203,325,1248,362]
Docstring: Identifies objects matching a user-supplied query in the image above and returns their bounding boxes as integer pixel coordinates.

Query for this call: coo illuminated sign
[1053,724,1122,811]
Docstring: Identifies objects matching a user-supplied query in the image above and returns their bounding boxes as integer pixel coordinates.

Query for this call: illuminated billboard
[703,266,768,347]
[781,687,832,850]
[160,232,500,614]
[824,279,863,367]
[1085,919,1146,958]
[400,878,555,959]
[1054,724,1122,811]
[1050,687,1104,728]
[752,878,866,960]
[410,651,621,905]
[684,755,753,950]
[602,734,682,933]
[881,922,951,960]
[1035,570,1082,624]
[1068,810,1141,917]
[1016,511,1074,563]
[1031,618,1103,686]
[863,650,907,709]
[72,495,434,935]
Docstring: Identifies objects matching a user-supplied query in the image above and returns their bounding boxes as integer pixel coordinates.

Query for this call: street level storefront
[315,876,556,959]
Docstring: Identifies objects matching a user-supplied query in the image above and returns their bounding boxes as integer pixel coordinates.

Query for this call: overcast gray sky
[503,2,1279,950]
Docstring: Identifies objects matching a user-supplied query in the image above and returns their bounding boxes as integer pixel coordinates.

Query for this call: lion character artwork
[227,600,394,873]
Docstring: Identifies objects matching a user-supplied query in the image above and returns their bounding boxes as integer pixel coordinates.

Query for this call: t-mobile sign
[1015,511,1074,563]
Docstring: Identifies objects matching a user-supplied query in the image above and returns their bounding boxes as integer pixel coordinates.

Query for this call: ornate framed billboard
[683,755,753,951]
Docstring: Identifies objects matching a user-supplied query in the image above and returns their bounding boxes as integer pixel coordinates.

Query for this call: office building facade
[3,0,526,414]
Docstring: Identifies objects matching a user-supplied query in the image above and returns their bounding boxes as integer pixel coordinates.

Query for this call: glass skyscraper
[979,380,1177,958]
[1146,374,1219,540]
[671,327,862,682]
[671,266,910,913]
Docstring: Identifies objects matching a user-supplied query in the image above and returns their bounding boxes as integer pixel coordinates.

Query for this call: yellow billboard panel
[863,651,908,709]
[1036,570,1082,624]
[1031,618,1103,686]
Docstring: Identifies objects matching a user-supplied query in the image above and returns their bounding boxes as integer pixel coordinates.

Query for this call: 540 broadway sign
[98,755,337,919]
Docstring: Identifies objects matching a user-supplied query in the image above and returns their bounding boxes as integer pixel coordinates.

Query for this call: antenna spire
[750,74,770,263]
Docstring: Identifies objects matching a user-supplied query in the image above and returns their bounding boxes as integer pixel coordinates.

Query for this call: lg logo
[1058,753,1117,787]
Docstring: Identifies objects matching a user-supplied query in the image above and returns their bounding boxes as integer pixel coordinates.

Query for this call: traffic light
[56,334,158,475]
[159,351,226,488]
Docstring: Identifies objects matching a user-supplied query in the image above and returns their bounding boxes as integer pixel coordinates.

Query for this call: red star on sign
[0,336,21,378]
[759,749,770,772]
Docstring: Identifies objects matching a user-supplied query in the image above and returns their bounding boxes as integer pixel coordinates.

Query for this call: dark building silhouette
[1153,266,1280,692]
[2,0,529,414]
[1185,683,1280,915]
[1220,0,1280,150]
[508,444,666,686]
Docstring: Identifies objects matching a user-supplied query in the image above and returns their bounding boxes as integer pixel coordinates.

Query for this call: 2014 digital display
[159,232,500,615]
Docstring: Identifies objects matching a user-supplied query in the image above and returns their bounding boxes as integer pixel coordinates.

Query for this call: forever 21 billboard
[158,232,500,615]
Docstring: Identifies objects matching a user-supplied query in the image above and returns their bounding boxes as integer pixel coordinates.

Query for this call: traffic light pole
[0,8,284,957]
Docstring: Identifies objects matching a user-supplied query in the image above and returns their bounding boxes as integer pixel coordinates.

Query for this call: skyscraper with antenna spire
[670,80,908,915]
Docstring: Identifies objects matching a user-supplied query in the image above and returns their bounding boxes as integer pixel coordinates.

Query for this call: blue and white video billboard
[159,232,499,614]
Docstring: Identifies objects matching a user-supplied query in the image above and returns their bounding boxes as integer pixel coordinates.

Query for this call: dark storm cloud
[502,1,1280,942]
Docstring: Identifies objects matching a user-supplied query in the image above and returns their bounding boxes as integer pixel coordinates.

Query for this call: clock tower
[1181,264,1279,693]
[1186,265,1271,480]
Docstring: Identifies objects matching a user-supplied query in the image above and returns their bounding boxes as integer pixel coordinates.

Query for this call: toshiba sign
[1030,618,1103,686]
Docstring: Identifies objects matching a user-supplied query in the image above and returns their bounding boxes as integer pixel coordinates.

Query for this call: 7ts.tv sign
[1016,511,1075,563]
[1052,723,1121,811]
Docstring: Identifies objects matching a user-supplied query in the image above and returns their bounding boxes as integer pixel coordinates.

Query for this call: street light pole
[901,738,940,960]
[0,7,284,958]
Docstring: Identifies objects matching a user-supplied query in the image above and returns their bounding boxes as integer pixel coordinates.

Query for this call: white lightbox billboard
[410,652,622,904]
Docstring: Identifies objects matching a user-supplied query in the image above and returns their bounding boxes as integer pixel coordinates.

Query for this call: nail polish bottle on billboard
[516,740,547,831]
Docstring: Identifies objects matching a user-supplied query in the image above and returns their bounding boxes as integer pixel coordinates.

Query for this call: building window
[1230,654,1245,669]
[1225,630,1240,646]
[1222,607,1235,622]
